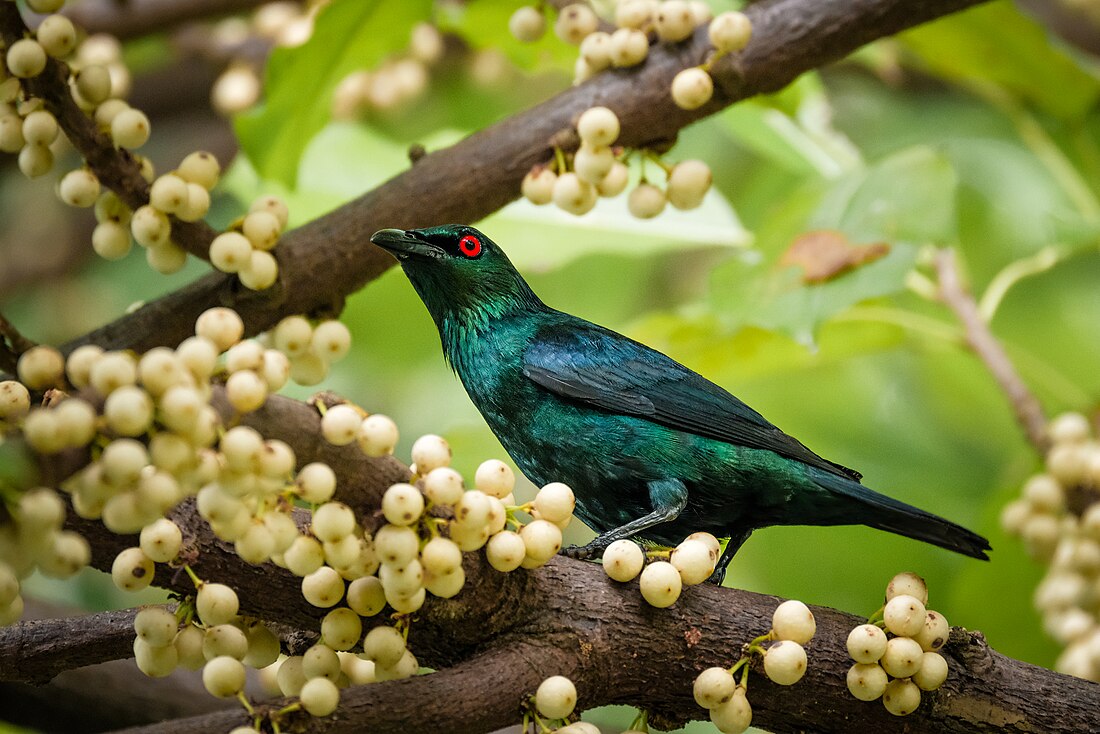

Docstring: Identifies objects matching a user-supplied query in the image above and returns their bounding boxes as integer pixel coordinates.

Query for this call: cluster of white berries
[600,532,717,607]
[2,4,138,179]
[0,306,350,625]
[0,484,89,625]
[521,105,712,219]
[331,23,444,120]
[509,3,751,109]
[670,12,752,110]
[210,2,320,115]
[693,599,816,734]
[207,194,289,289]
[845,572,949,716]
[3,293,584,723]
[2,3,290,284]
[1000,412,1100,680]
[253,433,577,717]
[89,150,222,273]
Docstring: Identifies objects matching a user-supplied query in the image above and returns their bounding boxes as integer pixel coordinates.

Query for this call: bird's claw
[561,543,601,561]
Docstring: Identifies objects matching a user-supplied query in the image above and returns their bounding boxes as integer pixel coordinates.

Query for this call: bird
[370,224,991,583]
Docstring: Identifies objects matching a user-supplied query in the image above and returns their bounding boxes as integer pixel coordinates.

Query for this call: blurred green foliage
[5,1,1100,731]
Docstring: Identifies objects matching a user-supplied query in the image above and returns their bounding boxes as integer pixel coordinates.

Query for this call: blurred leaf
[899,1,1100,121]
[235,0,432,187]
[711,243,918,345]
[942,138,1100,277]
[811,145,958,243]
[722,73,861,178]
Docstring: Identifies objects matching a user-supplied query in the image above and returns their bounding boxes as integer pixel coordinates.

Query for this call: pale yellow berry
[58,169,101,208]
[178,151,221,190]
[693,666,736,709]
[671,67,713,110]
[603,539,645,582]
[522,167,556,205]
[555,4,598,45]
[880,636,924,679]
[486,530,526,572]
[884,594,927,637]
[847,623,887,663]
[709,686,751,733]
[639,560,681,607]
[912,651,948,691]
[552,172,597,215]
[708,11,752,53]
[763,640,807,685]
[535,675,577,720]
[771,599,816,644]
[847,662,888,701]
[654,0,696,42]
[885,571,929,605]
[609,28,649,67]
[111,108,151,149]
[628,182,667,218]
[882,677,921,716]
[509,6,546,42]
[7,39,47,78]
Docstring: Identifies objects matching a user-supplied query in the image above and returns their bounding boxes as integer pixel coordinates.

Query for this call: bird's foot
[561,542,605,561]
[706,566,727,585]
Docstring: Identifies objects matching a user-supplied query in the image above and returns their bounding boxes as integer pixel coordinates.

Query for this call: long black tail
[812,470,991,560]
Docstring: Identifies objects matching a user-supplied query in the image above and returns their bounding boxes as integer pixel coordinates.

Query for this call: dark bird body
[371,225,990,581]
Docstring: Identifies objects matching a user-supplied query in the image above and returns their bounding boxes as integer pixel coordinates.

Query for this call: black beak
[370,228,442,260]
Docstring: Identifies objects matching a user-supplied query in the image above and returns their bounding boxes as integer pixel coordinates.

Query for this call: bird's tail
[811,469,991,560]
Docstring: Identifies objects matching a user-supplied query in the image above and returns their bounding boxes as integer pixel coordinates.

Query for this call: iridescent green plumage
[371,225,990,582]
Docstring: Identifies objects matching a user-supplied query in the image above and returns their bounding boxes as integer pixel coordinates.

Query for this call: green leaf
[811,145,958,244]
[899,1,1100,121]
[234,0,432,187]
[710,243,919,345]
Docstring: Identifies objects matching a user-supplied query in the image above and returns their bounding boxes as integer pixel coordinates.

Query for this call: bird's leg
[706,529,752,585]
[563,479,688,561]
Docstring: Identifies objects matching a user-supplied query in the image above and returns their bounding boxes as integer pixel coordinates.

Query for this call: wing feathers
[523,321,862,482]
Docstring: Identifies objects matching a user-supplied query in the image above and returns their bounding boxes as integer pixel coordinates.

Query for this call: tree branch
[44,0,988,360]
[934,248,1050,452]
[0,608,138,684]
[64,0,284,41]
[101,558,1100,734]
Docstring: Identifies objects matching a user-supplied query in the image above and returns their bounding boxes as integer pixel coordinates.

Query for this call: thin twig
[935,248,1050,452]
[0,311,35,374]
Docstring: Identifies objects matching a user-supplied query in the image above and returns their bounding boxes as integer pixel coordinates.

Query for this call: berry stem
[236,690,254,715]
[182,564,203,589]
[552,146,568,175]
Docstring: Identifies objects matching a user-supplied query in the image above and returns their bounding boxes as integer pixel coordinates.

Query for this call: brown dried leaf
[780,230,891,284]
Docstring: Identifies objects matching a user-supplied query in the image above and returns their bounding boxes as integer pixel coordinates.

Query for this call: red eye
[458,234,482,258]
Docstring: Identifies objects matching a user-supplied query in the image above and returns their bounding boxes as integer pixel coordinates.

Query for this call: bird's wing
[522,320,862,481]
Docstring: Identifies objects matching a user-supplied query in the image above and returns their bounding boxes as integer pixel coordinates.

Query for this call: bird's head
[370,225,542,327]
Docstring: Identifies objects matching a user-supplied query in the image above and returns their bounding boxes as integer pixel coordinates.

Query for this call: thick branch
[104,558,1100,734]
[0,608,138,684]
[52,0,988,358]
[935,248,1050,452]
